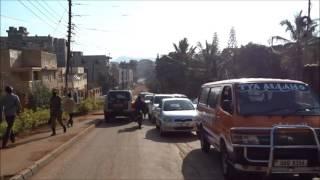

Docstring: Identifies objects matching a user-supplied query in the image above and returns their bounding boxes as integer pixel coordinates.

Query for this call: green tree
[219,27,238,79]
[29,83,51,109]
[271,10,319,80]
[197,32,220,81]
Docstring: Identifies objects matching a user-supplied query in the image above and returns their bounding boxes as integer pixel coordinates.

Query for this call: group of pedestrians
[0,86,76,149]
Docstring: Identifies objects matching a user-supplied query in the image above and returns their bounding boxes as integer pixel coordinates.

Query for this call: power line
[26,0,68,29]
[35,0,68,26]
[17,0,66,37]
[57,0,67,11]
[17,0,56,30]
[74,24,110,33]
[53,9,68,36]
[39,0,69,25]
[0,14,26,22]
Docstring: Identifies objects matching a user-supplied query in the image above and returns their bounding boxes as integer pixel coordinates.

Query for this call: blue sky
[1,0,319,60]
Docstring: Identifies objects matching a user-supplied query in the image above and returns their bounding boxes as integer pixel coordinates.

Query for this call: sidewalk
[0,111,103,179]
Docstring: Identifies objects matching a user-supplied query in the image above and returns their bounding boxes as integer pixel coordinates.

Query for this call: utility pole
[307,0,311,31]
[65,0,72,93]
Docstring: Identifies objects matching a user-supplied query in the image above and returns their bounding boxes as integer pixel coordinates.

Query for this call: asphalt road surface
[31,117,316,180]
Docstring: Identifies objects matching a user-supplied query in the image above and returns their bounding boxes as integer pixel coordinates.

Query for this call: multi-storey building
[0,49,58,95]
[71,51,111,93]
[0,26,67,67]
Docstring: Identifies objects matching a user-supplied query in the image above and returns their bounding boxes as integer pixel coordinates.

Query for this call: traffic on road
[85,78,320,180]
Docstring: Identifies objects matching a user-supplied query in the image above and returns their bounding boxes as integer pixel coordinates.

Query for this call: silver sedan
[155,98,198,136]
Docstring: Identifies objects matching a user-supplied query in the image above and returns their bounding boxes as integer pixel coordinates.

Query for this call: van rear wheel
[200,128,210,153]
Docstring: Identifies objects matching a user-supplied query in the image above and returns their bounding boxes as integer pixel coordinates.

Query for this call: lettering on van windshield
[238,83,308,92]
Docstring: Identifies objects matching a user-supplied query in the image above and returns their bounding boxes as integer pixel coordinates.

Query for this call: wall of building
[0,27,67,67]
[0,49,33,92]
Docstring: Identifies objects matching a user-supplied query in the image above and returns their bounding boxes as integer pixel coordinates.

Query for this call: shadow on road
[96,118,132,128]
[118,126,141,133]
[145,128,198,143]
[182,149,317,180]
[182,149,223,180]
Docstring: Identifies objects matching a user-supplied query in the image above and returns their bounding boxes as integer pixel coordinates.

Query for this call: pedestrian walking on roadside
[49,89,66,136]
[0,86,21,149]
[63,92,76,128]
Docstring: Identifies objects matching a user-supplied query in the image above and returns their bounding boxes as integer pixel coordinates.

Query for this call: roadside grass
[0,98,103,138]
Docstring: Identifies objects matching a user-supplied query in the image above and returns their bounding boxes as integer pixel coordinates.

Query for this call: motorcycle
[133,110,143,129]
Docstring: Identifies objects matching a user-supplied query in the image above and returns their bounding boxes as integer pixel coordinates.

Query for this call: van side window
[199,87,210,105]
[208,87,222,108]
[221,86,233,113]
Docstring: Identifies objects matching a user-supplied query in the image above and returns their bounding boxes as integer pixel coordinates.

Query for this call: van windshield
[237,83,320,116]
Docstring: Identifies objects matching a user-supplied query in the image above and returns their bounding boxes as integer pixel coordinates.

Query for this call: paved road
[31,117,315,180]
[31,117,224,180]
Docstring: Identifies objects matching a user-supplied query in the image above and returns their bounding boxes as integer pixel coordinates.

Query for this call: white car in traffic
[155,98,198,136]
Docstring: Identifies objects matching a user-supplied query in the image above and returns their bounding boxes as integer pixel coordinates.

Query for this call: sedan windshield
[154,96,172,104]
[144,95,153,101]
[237,83,320,116]
[163,100,195,111]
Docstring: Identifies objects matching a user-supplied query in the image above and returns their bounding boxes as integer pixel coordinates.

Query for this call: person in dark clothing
[0,86,21,148]
[49,89,66,136]
[133,96,146,118]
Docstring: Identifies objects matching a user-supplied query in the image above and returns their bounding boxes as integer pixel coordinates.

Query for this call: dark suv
[104,90,133,122]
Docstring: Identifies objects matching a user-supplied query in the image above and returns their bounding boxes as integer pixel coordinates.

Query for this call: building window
[33,71,40,80]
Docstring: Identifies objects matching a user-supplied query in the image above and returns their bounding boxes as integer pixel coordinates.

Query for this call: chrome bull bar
[231,125,320,175]
[266,125,320,175]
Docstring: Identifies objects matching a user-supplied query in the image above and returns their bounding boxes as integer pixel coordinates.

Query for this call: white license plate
[274,160,308,167]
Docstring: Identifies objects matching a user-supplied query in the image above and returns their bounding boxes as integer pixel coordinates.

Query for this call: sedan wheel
[159,123,166,136]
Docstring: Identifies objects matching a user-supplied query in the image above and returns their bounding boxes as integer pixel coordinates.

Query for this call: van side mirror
[222,100,233,114]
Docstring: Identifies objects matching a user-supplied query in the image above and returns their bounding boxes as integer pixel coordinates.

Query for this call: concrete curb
[9,119,102,180]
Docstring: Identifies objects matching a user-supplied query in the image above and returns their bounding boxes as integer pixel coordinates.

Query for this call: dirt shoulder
[0,111,103,179]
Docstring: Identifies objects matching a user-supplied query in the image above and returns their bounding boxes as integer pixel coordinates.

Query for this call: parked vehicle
[196,78,320,179]
[156,98,197,136]
[144,94,153,117]
[148,94,176,122]
[104,90,134,122]
[172,94,188,98]
[139,91,153,100]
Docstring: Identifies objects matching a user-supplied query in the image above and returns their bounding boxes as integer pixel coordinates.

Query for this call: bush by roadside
[0,98,103,138]
[76,98,103,115]
[0,108,51,138]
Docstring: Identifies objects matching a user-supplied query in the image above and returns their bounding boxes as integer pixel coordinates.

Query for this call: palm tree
[271,10,319,80]
[198,34,220,81]
[172,38,197,63]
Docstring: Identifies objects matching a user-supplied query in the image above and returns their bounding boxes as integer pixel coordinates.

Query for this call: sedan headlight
[231,134,260,145]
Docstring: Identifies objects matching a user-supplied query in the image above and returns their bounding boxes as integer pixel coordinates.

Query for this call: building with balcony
[108,62,135,90]
[0,26,67,67]
[56,67,87,101]
[0,48,58,95]
[71,51,111,94]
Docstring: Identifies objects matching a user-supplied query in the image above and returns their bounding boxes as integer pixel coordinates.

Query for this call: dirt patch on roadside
[49,133,77,142]
[28,149,52,161]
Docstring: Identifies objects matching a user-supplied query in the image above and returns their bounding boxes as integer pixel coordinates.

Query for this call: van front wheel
[221,144,239,180]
